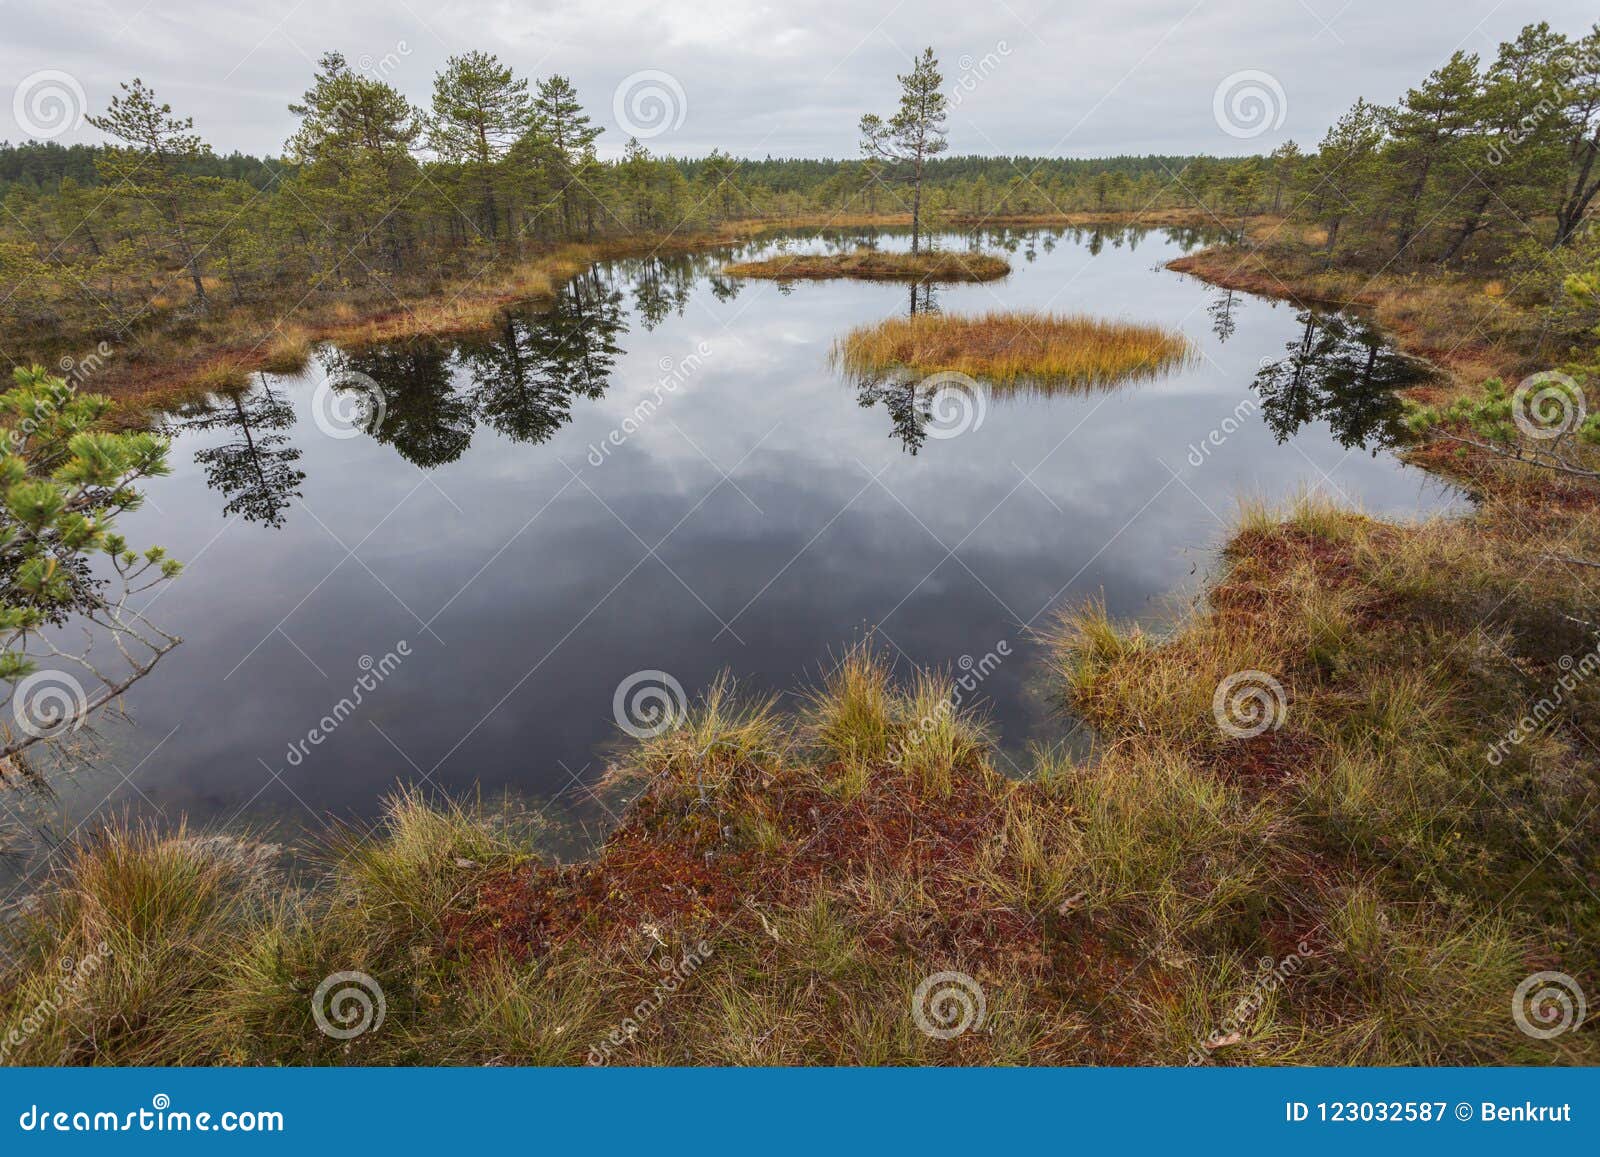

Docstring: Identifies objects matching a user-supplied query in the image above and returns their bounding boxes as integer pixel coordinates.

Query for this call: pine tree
[1301,98,1385,255]
[429,51,533,240]
[1384,51,1482,260]
[0,366,182,758]
[534,76,601,234]
[1223,160,1264,239]
[699,149,743,221]
[1442,23,1567,262]
[88,80,218,310]
[859,47,949,253]
[1266,141,1302,214]
[287,53,424,274]
[1554,23,1600,245]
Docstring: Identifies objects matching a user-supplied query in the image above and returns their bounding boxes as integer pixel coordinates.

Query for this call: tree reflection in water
[854,280,942,454]
[174,376,305,527]
[460,270,626,443]
[324,270,627,468]
[1253,310,1433,452]
[181,251,1423,525]
[327,339,473,468]
[626,256,695,330]
[183,269,634,524]
[1208,287,1240,343]
[854,302,1429,459]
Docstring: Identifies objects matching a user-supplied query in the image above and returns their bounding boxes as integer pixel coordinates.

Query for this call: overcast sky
[3,0,1594,160]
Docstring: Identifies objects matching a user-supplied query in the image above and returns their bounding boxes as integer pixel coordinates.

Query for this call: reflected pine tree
[1164,226,1213,249]
[1208,288,1240,343]
[318,272,627,463]
[856,377,929,455]
[857,282,943,453]
[460,272,626,443]
[628,256,694,330]
[1253,311,1431,451]
[176,378,305,526]
[707,274,743,303]
[557,271,627,396]
[459,313,574,445]
[326,341,475,467]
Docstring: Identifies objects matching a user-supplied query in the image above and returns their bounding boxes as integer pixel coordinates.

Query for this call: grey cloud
[1,0,1590,158]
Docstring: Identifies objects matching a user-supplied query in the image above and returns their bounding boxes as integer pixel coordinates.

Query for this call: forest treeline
[2,20,1600,345]
[0,139,1194,200]
[0,37,1238,346]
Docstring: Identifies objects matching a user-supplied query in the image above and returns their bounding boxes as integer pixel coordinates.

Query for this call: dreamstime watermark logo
[1187,390,1262,467]
[356,40,412,81]
[613,669,687,739]
[1486,634,1600,766]
[312,370,388,439]
[5,342,114,456]
[890,640,1011,766]
[1512,971,1586,1040]
[1213,70,1287,140]
[11,670,88,740]
[17,1094,283,1134]
[0,941,112,1062]
[922,370,985,439]
[1511,371,1586,440]
[284,643,410,767]
[912,970,986,1040]
[1486,43,1600,165]
[587,341,713,466]
[13,70,86,140]
[311,971,385,1040]
[613,70,687,140]
[58,342,115,388]
[587,936,712,1065]
[1212,669,1287,739]
[951,42,1012,107]
[1187,940,1315,1063]
[314,44,413,132]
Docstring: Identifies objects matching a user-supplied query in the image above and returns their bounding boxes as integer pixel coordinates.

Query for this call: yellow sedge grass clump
[259,328,314,374]
[834,310,1193,391]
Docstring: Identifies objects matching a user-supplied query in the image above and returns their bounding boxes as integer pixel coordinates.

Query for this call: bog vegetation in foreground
[4,496,1597,1067]
[722,249,1010,283]
[834,311,1194,389]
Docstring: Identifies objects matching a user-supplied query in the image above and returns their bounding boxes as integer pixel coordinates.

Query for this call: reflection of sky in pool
[14,225,1461,860]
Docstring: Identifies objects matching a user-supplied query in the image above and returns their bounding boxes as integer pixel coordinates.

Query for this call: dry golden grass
[1043,486,1600,1063]
[311,249,587,349]
[723,249,1010,283]
[835,310,1194,389]
[186,362,252,393]
[259,328,313,374]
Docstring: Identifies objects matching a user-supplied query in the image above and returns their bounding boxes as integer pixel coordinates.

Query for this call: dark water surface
[10,226,1461,858]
